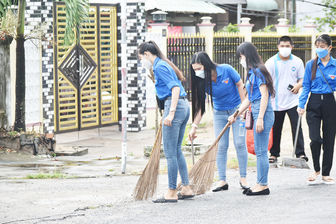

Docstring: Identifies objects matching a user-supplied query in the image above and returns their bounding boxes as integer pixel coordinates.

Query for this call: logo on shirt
[222,78,229,84]
[330,75,336,80]
[291,67,296,72]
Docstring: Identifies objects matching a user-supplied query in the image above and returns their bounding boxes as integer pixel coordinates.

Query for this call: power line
[297,0,336,9]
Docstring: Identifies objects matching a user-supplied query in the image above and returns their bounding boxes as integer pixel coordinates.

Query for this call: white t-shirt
[265,53,304,111]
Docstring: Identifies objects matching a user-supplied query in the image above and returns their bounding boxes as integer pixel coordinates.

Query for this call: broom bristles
[188,144,218,195]
[185,111,239,195]
[133,124,162,200]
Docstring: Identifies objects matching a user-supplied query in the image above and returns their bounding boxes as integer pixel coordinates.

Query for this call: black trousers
[306,93,336,176]
[270,106,305,157]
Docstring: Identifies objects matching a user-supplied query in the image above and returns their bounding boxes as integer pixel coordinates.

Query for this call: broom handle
[209,110,240,149]
[191,140,195,165]
[292,115,302,158]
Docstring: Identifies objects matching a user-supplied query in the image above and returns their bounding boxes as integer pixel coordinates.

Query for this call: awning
[146,0,226,14]
[246,0,278,11]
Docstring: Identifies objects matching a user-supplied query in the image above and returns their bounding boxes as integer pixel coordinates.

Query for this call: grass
[227,156,257,169]
[25,172,69,179]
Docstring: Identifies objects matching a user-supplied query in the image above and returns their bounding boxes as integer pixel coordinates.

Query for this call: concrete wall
[25,39,42,131]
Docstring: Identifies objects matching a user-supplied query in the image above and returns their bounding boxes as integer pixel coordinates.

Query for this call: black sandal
[298,155,309,162]
[245,188,270,196]
[152,198,178,203]
[177,193,195,200]
[269,156,277,163]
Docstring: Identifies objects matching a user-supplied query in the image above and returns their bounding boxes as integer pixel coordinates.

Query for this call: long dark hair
[311,34,332,80]
[190,52,217,120]
[236,42,275,97]
[138,41,185,81]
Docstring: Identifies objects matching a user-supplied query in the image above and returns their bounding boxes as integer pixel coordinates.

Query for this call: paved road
[1,166,335,224]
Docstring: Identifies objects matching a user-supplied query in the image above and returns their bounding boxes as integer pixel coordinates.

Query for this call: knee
[254,147,268,158]
[217,145,229,156]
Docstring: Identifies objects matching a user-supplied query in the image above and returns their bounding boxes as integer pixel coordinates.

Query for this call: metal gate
[54,3,118,132]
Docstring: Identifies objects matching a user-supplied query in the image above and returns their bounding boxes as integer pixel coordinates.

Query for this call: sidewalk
[0,112,312,179]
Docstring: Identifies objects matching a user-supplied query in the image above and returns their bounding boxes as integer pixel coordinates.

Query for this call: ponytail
[138,41,185,81]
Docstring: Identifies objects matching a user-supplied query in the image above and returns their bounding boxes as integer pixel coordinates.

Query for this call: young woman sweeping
[229,42,275,196]
[188,51,249,192]
[138,41,194,203]
[298,34,336,184]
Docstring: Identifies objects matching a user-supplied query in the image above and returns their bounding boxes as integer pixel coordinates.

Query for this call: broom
[187,110,239,195]
[133,121,162,200]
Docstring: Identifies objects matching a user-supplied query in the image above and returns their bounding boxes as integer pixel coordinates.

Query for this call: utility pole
[291,0,296,25]
[121,0,127,174]
[284,0,287,19]
[237,3,242,24]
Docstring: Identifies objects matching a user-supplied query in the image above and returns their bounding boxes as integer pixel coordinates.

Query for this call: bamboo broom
[187,110,239,195]
[133,122,162,200]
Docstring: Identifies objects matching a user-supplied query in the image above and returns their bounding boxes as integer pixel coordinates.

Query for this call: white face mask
[195,70,205,79]
[141,59,152,70]
[240,58,247,69]
[279,47,292,58]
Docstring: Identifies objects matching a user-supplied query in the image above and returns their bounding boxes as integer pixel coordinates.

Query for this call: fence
[213,32,245,80]
[165,32,334,102]
[167,34,205,100]
[252,33,312,64]
[330,34,336,58]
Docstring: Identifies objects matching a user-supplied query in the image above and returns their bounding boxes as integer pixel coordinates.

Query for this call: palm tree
[0,0,88,131]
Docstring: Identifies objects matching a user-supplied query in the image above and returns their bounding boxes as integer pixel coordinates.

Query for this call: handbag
[245,76,254,130]
[247,128,273,155]
[245,106,253,130]
[156,95,165,110]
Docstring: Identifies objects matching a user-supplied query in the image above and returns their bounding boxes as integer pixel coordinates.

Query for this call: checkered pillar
[123,1,146,132]
[25,0,54,133]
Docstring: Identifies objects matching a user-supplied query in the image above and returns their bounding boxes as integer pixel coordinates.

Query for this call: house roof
[206,0,246,4]
[146,0,226,14]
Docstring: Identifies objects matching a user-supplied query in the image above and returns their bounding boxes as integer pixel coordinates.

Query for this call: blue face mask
[315,48,329,59]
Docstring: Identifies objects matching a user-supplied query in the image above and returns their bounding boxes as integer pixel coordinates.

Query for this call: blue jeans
[213,107,248,182]
[162,98,190,189]
[251,99,274,186]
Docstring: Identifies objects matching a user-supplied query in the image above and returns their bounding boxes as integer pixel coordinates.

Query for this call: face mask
[240,58,247,69]
[195,70,205,79]
[315,48,329,59]
[141,59,152,70]
[279,47,291,58]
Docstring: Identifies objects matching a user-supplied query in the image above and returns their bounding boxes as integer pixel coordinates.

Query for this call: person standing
[298,34,336,184]
[265,36,307,163]
[229,42,275,196]
[188,52,249,192]
[138,41,194,202]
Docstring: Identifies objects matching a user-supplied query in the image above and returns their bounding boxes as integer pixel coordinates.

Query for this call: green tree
[315,0,336,31]
[0,0,88,131]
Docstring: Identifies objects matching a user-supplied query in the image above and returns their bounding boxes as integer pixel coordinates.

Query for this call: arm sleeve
[298,62,312,108]
[256,69,267,87]
[156,65,180,90]
[227,65,241,83]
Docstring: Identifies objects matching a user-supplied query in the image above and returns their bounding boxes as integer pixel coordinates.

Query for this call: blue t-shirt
[153,57,187,100]
[298,57,336,108]
[208,64,241,111]
[246,68,267,102]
